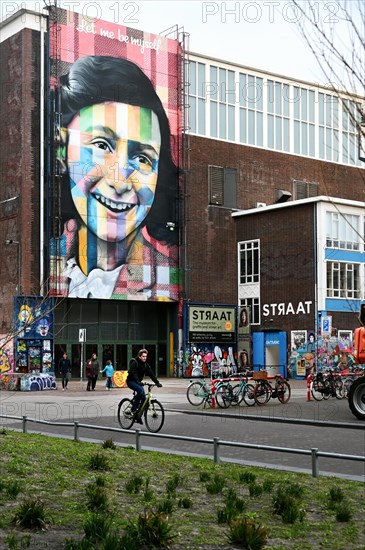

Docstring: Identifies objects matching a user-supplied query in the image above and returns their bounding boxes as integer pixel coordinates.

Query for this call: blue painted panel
[325,299,361,312]
[325,249,365,262]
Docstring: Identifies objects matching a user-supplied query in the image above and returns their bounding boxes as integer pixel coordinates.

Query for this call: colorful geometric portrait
[49,9,182,301]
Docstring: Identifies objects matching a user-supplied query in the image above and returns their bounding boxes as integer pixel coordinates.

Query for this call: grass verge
[0,430,364,549]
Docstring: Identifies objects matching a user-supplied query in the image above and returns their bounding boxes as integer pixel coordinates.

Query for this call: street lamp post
[5,239,21,294]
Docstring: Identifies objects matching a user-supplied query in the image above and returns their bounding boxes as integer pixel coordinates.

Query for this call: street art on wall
[0,336,14,373]
[13,297,54,373]
[184,344,237,378]
[288,329,355,378]
[49,9,181,302]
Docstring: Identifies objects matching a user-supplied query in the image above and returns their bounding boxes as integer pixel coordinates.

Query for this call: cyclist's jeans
[127,381,146,412]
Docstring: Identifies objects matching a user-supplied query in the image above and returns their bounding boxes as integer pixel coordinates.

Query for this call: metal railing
[0,413,364,479]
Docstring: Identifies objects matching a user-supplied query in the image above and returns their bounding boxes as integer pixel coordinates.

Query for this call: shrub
[227,517,268,549]
[13,497,50,530]
[178,496,193,509]
[94,475,107,488]
[262,479,274,493]
[5,533,31,549]
[121,511,176,548]
[335,502,352,522]
[166,473,183,495]
[157,497,174,514]
[199,471,211,482]
[87,452,109,471]
[217,489,246,524]
[125,475,144,494]
[6,480,22,500]
[83,511,113,543]
[328,486,344,503]
[102,438,116,450]
[272,483,305,524]
[239,470,257,484]
[248,482,263,497]
[85,483,109,511]
[143,477,154,502]
[206,474,225,495]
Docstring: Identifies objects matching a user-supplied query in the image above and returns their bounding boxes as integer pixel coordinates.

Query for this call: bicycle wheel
[311,379,325,401]
[242,383,256,406]
[230,383,244,406]
[322,379,331,400]
[334,377,344,399]
[276,380,291,404]
[254,381,271,405]
[117,398,135,429]
[342,377,354,398]
[186,381,206,406]
[215,382,232,408]
[144,399,165,433]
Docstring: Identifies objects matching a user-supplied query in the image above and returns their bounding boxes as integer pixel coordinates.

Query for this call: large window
[188,61,206,135]
[267,80,290,152]
[326,262,360,299]
[239,73,263,146]
[240,298,260,325]
[326,211,360,250]
[342,98,362,166]
[239,240,259,284]
[294,86,315,157]
[210,66,235,140]
[318,93,339,161]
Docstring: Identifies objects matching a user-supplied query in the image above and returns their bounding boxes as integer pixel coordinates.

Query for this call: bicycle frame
[133,383,153,417]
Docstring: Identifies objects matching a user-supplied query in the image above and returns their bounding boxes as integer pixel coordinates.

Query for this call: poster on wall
[48,8,182,302]
[237,306,251,370]
[188,305,236,343]
[290,330,307,351]
[13,297,54,373]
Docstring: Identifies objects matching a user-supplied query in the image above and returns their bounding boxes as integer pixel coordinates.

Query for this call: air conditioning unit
[256,202,266,208]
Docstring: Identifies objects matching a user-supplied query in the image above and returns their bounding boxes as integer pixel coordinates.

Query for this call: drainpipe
[39,10,45,295]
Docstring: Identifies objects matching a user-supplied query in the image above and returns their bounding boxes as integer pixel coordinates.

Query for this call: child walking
[100,360,115,391]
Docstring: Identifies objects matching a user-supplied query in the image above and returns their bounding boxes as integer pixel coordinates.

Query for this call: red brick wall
[0,29,40,331]
[235,204,316,333]
[185,135,364,311]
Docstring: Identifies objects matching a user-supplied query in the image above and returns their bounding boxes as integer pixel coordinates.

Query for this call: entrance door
[102,344,114,367]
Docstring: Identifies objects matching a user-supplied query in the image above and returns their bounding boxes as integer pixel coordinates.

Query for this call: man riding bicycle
[126,349,162,424]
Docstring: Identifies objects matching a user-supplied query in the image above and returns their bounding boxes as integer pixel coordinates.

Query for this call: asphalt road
[0,378,364,481]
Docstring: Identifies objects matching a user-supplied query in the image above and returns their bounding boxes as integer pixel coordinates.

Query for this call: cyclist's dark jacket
[126,357,160,385]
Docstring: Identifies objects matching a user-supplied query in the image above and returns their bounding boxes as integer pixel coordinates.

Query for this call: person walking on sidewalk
[59,352,71,391]
[100,360,115,391]
[126,349,162,424]
[86,353,100,391]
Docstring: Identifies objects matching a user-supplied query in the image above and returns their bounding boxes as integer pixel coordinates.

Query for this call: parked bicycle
[117,383,165,433]
[253,374,291,405]
[214,375,256,408]
[310,370,343,401]
[186,378,213,408]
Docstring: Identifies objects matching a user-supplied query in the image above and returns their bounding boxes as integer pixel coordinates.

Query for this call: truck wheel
[348,376,365,420]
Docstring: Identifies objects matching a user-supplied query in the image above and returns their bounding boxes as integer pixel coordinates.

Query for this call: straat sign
[188,306,236,343]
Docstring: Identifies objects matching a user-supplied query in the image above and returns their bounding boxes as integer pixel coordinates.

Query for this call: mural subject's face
[66,102,161,242]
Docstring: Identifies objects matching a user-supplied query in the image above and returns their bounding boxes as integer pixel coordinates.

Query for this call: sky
[1,1,361,89]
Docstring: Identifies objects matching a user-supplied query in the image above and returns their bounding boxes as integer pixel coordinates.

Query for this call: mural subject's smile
[92,192,136,213]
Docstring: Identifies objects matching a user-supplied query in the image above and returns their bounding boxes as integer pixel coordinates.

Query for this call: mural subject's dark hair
[59,55,178,245]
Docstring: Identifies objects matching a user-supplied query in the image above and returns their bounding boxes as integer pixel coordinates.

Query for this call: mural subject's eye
[90,138,115,153]
[134,153,153,173]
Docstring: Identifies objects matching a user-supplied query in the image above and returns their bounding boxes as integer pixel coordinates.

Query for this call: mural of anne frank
[51,56,179,300]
